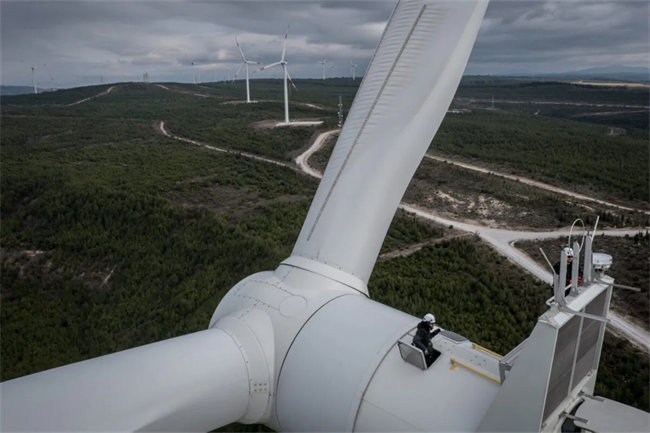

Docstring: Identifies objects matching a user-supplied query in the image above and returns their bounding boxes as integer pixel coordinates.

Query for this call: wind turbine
[191,61,197,84]
[2,1,647,432]
[31,66,37,94]
[233,36,260,103]
[321,58,328,80]
[258,27,296,124]
[350,62,357,80]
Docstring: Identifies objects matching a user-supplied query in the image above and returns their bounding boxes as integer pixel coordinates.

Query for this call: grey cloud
[1,0,647,87]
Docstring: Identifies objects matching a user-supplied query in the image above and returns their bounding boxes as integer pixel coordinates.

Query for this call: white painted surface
[0,329,250,432]
[276,295,416,432]
[356,333,501,432]
[575,397,650,432]
[478,319,558,432]
[207,266,362,429]
[291,0,488,285]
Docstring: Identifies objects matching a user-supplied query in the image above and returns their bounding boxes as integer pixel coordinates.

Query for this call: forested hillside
[2,79,648,424]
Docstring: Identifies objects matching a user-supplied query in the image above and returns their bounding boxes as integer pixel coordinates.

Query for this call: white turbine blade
[1,329,250,431]
[286,67,297,90]
[235,36,246,62]
[257,61,281,72]
[233,62,244,81]
[281,27,289,62]
[285,0,489,289]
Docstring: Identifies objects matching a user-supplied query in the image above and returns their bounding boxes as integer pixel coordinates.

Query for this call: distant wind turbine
[350,62,357,81]
[191,62,197,84]
[31,66,37,94]
[320,59,328,80]
[258,27,296,124]
[233,36,260,103]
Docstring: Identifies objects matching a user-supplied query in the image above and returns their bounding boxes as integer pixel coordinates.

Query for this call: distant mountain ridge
[1,85,41,96]
[541,65,649,82]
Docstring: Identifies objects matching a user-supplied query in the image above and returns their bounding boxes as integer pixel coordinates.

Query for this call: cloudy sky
[1,0,648,88]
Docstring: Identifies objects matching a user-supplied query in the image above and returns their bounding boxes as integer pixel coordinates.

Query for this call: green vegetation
[1,84,117,106]
[430,110,649,205]
[311,133,647,229]
[0,100,442,380]
[371,237,548,352]
[596,336,650,412]
[405,158,647,229]
[515,233,650,330]
[381,209,446,254]
[370,236,648,411]
[3,82,338,161]
[456,77,649,107]
[1,78,648,428]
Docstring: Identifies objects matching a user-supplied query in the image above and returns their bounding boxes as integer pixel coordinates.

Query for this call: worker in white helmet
[412,313,441,367]
[553,247,582,294]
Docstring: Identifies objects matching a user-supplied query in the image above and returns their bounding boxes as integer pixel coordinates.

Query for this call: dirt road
[425,154,649,214]
[294,129,339,179]
[67,85,116,106]
[161,125,650,352]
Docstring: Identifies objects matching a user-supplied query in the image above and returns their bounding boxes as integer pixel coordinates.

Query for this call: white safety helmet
[423,313,435,323]
[563,247,574,257]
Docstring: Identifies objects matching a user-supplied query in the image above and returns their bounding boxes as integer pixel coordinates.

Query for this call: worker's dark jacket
[553,261,583,286]
[412,321,440,353]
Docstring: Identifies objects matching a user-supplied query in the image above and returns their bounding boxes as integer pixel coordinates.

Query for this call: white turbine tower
[321,58,328,80]
[191,61,197,84]
[2,2,647,432]
[350,62,358,80]
[258,27,296,125]
[31,66,37,94]
[233,36,260,103]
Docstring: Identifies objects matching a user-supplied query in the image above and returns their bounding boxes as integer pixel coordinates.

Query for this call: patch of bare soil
[404,158,648,230]
[252,119,280,129]
[1,247,116,297]
[296,102,328,110]
[408,179,520,229]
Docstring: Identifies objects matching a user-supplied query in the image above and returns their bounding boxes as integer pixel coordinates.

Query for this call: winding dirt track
[294,129,339,178]
[158,125,650,352]
[158,121,295,171]
[67,85,117,106]
[425,154,649,214]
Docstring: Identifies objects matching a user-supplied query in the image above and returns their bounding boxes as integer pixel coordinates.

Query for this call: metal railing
[450,358,501,384]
